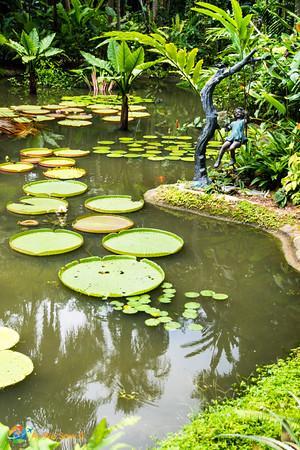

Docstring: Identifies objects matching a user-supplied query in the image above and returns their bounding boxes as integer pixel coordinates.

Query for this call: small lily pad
[188,323,204,331]
[182,310,198,319]
[184,291,200,298]
[158,317,172,323]
[158,296,172,303]
[200,290,215,297]
[184,302,201,309]
[0,162,34,173]
[145,318,160,327]
[212,293,229,300]
[163,288,176,294]
[0,327,20,351]
[122,306,138,314]
[162,282,173,288]
[164,321,181,330]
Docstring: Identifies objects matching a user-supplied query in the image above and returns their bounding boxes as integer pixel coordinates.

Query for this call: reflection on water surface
[0,80,299,448]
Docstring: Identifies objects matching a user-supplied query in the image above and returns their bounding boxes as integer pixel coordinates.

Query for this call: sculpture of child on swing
[214,107,247,168]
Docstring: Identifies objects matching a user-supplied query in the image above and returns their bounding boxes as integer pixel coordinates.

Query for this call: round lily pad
[106,153,123,158]
[145,318,160,327]
[0,327,20,351]
[58,255,165,298]
[67,114,93,120]
[9,228,83,256]
[53,149,90,158]
[98,140,115,145]
[85,195,144,213]
[213,293,229,301]
[58,119,92,127]
[93,108,119,115]
[72,214,134,234]
[188,323,204,331]
[102,228,184,257]
[184,302,201,309]
[39,157,76,168]
[164,321,181,330]
[200,290,215,297]
[0,162,34,173]
[20,148,53,157]
[182,310,198,319]
[162,282,173,288]
[43,167,86,179]
[7,196,68,215]
[122,306,138,314]
[23,179,87,197]
[0,350,34,388]
[184,291,200,298]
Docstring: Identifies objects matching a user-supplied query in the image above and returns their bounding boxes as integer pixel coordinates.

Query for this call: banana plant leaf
[9,228,83,256]
[58,255,165,298]
[85,195,144,213]
[7,197,68,215]
[23,180,88,197]
[102,228,184,257]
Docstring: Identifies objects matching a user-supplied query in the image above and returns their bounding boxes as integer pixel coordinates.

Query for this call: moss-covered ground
[157,349,300,449]
[155,186,297,230]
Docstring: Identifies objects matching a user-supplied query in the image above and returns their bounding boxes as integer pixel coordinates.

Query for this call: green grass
[156,186,297,230]
[156,349,300,449]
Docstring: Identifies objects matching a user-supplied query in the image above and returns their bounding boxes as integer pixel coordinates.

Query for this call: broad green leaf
[0,423,11,450]
[262,93,287,114]
[38,33,56,54]
[165,43,178,62]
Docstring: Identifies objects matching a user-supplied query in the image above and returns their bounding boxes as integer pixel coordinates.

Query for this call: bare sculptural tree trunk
[194,49,257,186]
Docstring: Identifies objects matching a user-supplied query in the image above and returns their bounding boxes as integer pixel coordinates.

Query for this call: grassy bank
[155,186,297,230]
[157,349,300,449]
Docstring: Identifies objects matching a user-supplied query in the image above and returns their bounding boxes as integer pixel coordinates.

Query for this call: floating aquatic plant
[23,179,88,197]
[85,195,144,214]
[72,214,134,234]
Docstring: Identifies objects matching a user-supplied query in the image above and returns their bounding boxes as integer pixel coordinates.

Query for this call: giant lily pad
[23,179,88,197]
[0,350,34,388]
[0,327,20,351]
[0,162,34,173]
[58,119,92,127]
[53,149,90,158]
[20,148,53,157]
[72,214,134,233]
[58,255,165,298]
[44,167,86,179]
[39,157,76,168]
[9,228,83,256]
[7,196,68,215]
[85,195,144,213]
[102,228,184,257]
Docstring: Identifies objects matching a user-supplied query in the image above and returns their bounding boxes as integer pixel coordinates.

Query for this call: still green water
[0,80,299,448]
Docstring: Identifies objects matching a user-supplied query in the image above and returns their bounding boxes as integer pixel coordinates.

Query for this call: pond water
[0,79,299,449]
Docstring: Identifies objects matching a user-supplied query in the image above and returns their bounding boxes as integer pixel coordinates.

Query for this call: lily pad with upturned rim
[58,255,165,298]
[72,214,134,234]
[85,195,144,214]
[53,149,90,158]
[38,157,76,168]
[0,327,20,351]
[23,179,88,198]
[184,291,200,298]
[7,196,68,215]
[200,290,215,297]
[102,228,184,258]
[0,162,34,173]
[20,148,53,157]
[9,228,83,256]
[43,167,86,179]
[58,119,92,127]
[184,302,201,309]
[0,350,34,388]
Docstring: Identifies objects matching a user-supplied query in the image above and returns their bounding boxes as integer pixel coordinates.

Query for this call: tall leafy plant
[81,40,162,130]
[3,28,62,94]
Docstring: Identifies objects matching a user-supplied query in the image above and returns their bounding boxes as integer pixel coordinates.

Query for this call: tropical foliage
[2,28,62,94]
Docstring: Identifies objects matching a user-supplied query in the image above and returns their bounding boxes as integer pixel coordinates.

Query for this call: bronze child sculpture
[214,107,247,168]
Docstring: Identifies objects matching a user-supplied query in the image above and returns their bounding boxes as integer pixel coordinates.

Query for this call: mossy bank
[156,348,300,449]
[144,184,300,272]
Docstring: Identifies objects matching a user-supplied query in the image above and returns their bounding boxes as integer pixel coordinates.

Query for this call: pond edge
[144,184,300,273]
